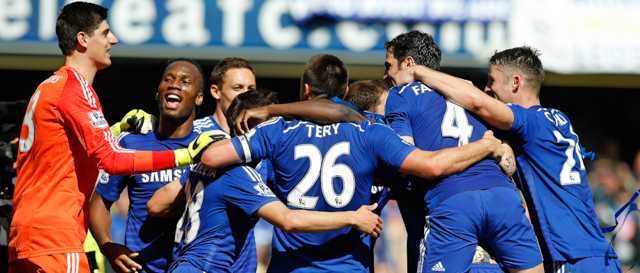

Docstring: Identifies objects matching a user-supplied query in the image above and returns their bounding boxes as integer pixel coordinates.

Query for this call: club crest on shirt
[88,110,108,128]
[98,171,109,184]
[254,182,276,197]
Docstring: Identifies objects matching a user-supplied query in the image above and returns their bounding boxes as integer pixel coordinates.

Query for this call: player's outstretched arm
[396,65,514,131]
[256,202,383,238]
[147,179,186,217]
[89,194,142,273]
[234,99,366,135]
[199,139,244,169]
[399,130,504,179]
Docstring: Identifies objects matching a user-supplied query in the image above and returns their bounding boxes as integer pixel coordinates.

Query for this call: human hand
[174,129,230,167]
[394,65,423,87]
[482,130,504,160]
[100,242,142,273]
[233,107,270,136]
[351,203,384,239]
[110,109,157,137]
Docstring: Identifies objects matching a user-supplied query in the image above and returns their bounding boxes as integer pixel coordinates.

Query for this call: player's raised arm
[399,130,504,180]
[396,65,514,131]
[256,202,383,238]
[234,99,366,135]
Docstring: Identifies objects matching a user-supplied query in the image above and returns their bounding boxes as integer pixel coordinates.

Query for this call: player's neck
[158,114,195,138]
[212,105,230,134]
[515,95,541,109]
[64,55,98,85]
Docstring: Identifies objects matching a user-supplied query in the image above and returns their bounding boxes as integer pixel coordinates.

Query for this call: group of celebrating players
[7,1,622,273]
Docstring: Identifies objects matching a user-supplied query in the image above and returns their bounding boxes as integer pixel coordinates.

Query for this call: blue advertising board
[0,0,509,67]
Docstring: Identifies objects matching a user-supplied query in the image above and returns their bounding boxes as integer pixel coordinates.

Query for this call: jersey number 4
[442,101,473,146]
[289,142,355,209]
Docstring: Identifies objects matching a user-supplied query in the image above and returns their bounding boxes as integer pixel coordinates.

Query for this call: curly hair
[384,30,441,70]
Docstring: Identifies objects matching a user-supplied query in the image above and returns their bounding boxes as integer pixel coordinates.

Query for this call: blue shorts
[418,188,542,273]
[168,261,203,273]
[548,256,622,273]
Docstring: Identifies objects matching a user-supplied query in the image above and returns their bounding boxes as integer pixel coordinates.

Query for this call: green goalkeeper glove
[110,109,157,137]
[174,130,230,167]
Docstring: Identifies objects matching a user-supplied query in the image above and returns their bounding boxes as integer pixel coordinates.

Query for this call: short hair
[209,57,255,89]
[56,2,108,56]
[384,30,441,70]
[345,80,390,112]
[226,89,279,137]
[166,58,206,94]
[489,46,545,96]
[302,54,349,99]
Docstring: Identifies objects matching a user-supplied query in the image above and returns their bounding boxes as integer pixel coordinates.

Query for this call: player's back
[171,164,276,273]
[385,82,515,212]
[11,67,103,261]
[237,117,415,272]
[507,105,613,261]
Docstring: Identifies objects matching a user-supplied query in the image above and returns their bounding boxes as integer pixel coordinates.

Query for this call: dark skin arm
[89,193,142,273]
[234,99,367,135]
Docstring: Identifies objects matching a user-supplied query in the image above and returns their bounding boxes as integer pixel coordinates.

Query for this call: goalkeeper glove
[110,109,158,137]
[174,130,230,167]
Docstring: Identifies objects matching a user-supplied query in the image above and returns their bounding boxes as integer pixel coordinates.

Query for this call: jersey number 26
[288,142,355,209]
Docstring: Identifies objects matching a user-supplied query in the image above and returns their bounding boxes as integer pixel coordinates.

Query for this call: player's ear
[343,86,349,99]
[512,75,522,93]
[210,84,221,100]
[76,32,89,51]
[195,92,204,106]
[404,56,416,68]
[155,92,158,101]
[304,83,312,101]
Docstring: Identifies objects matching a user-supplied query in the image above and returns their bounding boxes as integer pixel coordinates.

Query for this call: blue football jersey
[507,104,615,261]
[95,119,221,273]
[171,164,279,273]
[230,117,416,272]
[95,131,198,272]
[385,82,515,212]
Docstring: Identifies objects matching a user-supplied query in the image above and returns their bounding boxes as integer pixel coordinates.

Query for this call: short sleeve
[368,124,418,173]
[95,173,128,202]
[231,118,285,163]
[507,104,539,144]
[385,87,414,138]
[224,166,279,217]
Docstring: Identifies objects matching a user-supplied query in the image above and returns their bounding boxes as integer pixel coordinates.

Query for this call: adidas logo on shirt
[431,261,445,271]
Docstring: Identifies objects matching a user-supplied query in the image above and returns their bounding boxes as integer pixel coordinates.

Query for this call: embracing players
[197,53,507,273]
[396,45,622,272]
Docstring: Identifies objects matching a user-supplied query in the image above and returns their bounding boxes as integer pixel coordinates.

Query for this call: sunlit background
[2,0,640,272]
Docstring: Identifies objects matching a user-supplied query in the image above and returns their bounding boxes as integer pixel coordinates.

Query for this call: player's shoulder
[524,105,572,128]
[390,81,434,96]
[194,116,223,133]
[116,131,156,148]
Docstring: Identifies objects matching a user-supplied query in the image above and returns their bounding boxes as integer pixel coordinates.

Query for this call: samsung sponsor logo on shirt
[141,169,188,182]
[88,110,108,129]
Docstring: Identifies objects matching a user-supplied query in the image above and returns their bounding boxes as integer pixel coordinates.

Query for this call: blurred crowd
[588,141,640,272]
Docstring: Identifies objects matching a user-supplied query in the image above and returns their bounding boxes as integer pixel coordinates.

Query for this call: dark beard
[162,104,194,125]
